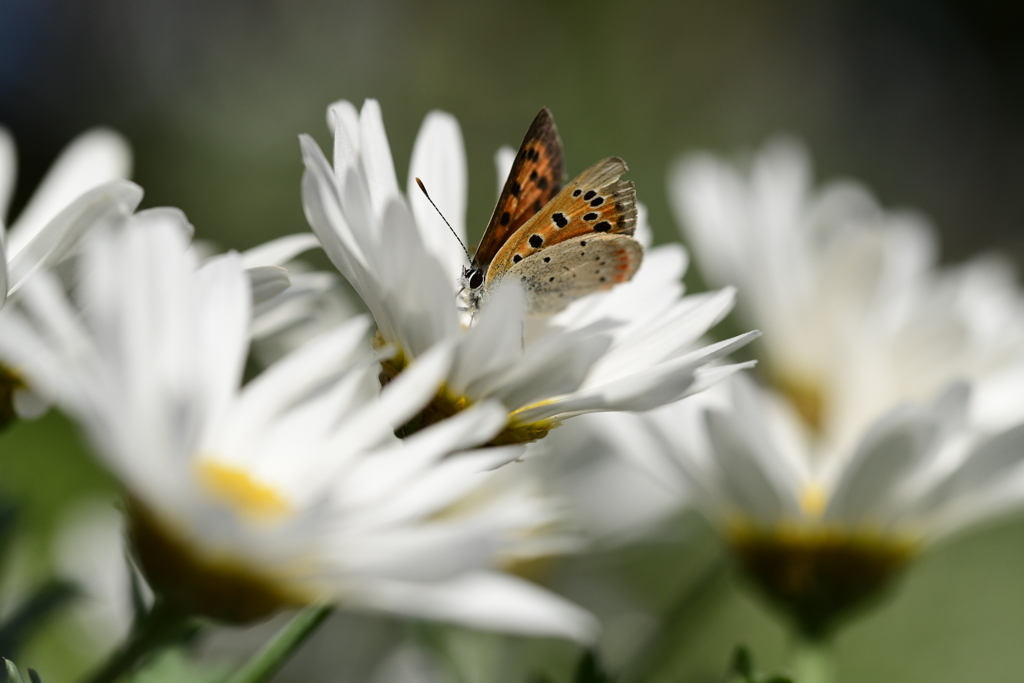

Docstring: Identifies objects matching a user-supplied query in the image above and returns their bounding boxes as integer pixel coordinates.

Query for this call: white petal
[219,316,373,454]
[247,265,291,305]
[7,128,132,258]
[193,252,252,444]
[375,198,460,356]
[408,111,469,277]
[482,328,612,411]
[348,572,599,643]
[0,127,15,225]
[824,408,938,525]
[359,99,403,220]
[923,423,1024,520]
[374,339,455,429]
[327,99,362,172]
[241,233,321,268]
[340,401,507,508]
[132,207,195,241]
[6,181,143,295]
[704,408,800,524]
[0,237,7,307]
[447,283,524,396]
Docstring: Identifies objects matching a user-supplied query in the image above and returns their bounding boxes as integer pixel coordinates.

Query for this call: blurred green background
[3,0,1024,681]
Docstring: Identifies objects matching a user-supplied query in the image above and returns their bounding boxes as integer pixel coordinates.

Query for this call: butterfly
[460,108,642,316]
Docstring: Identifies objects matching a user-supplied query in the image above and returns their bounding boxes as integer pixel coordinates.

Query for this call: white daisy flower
[0,216,597,642]
[661,138,1024,638]
[299,99,758,445]
[670,137,1024,445]
[0,127,137,424]
[628,377,1024,637]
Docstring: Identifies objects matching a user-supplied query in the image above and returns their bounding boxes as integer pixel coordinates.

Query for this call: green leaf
[4,659,26,683]
[724,647,793,683]
[0,500,17,566]
[730,647,754,680]
[0,581,77,659]
[26,670,41,683]
[574,650,613,683]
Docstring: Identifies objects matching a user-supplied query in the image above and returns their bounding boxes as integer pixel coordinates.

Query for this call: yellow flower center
[380,353,559,446]
[799,483,828,518]
[198,462,290,521]
[128,501,300,623]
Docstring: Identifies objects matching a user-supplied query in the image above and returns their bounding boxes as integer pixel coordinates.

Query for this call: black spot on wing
[552,212,568,228]
[529,234,543,248]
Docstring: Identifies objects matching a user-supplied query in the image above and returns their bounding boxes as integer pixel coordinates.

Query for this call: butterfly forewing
[474,108,564,269]
[504,234,643,316]
[485,157,637,286]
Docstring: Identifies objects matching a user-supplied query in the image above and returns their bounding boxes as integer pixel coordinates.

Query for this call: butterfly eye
[469,270,484,289]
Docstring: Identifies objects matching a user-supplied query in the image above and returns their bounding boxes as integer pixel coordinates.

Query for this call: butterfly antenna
[415,177,471,261]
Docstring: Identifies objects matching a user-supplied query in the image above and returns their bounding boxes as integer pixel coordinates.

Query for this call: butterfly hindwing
[501,234,643,316]
[474,108,564,269]
[485,157,637,286]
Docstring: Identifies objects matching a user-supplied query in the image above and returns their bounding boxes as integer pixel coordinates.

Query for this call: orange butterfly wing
[473,108,564,270]
[485,157,637,286]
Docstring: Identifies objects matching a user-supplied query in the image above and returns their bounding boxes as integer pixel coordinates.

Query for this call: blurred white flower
[0,218,596,641]
[528,412,684,545]
[0,127,137,423]
[631,376,1024,636]
[670,137,1024,446]
[663,138,1024,635]
[300,100,757,446]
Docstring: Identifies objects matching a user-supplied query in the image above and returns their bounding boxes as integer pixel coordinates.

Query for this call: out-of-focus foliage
[726,647,792,683]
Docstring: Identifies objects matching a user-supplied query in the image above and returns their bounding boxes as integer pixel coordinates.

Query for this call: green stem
[791,634,833,683]
[224,603,333,683]
[79,600,193,683]
[620,550,730,683]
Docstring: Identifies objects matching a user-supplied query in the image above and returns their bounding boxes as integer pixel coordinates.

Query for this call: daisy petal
[6,128,132,258]
[349,572,599,643]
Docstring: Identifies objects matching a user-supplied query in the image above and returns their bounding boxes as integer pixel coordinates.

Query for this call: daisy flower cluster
[495,138,1024,683]
[3,100,1023,683]
[0,101,757,682]
[631,138,1024,643]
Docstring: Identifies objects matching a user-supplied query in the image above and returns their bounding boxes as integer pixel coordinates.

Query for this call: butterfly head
[463,266,484,291]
